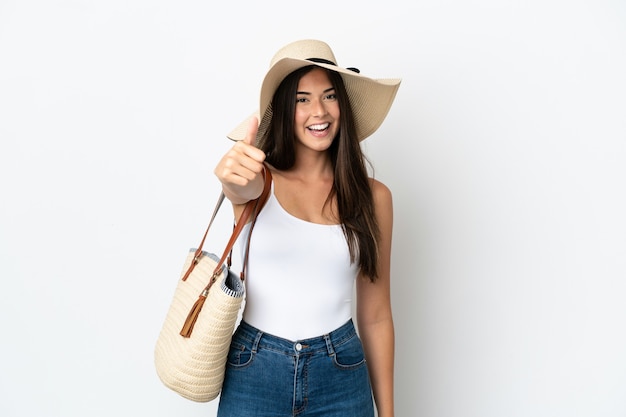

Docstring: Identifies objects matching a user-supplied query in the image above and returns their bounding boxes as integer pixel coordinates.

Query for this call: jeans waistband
[235,319,357,356]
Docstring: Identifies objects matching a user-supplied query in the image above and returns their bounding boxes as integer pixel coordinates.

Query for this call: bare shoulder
[369,178,393,211]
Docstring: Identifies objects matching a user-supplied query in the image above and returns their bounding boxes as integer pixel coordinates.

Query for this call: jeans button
[295,343,302,351]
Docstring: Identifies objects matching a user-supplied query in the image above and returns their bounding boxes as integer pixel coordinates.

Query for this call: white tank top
[239,184,358,341]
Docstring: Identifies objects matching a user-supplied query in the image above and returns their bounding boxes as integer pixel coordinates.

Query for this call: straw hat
[227,39,401,144]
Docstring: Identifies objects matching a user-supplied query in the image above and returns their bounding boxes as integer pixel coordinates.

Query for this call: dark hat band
[307,57,360,74]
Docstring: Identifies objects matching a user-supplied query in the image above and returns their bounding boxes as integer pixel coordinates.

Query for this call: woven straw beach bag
[154,250,245,402]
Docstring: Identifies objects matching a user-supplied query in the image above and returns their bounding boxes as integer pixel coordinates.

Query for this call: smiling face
[293,67,341,154]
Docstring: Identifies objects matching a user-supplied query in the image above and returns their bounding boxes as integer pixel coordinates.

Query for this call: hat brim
[227,58,401,145]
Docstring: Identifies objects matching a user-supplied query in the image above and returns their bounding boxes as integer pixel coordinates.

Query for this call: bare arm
[357,179,395,417]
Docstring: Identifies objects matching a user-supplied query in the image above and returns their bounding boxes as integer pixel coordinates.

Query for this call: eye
[324,93,337,101]
[296,96,308,103]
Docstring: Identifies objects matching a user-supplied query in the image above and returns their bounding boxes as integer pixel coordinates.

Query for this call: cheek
[331,109,340,129]
[294,108,308,124]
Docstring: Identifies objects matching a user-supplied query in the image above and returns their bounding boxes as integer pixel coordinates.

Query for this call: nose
[311,98,328,117]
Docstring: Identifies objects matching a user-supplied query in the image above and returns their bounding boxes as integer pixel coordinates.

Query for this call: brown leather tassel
[180,294,207,337]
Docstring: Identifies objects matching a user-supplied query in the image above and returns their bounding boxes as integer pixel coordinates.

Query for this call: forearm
[359,317,395,417]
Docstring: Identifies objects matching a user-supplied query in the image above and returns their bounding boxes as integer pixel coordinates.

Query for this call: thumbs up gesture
[214,117,267,205]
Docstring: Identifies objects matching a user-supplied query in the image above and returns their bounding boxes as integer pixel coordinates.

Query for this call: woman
[214,39,400,417]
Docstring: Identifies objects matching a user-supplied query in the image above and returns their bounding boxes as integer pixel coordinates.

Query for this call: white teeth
[308,123,329,131]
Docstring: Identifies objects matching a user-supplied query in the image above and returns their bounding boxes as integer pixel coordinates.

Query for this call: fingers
[238,116,265,164]
[225,144,264,181]
[243,116,259,146]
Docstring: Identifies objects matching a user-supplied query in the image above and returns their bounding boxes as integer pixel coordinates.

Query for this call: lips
[307,123,330,131]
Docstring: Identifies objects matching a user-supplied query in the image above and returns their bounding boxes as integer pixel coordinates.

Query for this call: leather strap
[179,166,272,337]
[240,174,271,281]
[181,166,272,282]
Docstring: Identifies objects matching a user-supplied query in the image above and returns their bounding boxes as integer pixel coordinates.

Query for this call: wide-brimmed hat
[227,39,401,145]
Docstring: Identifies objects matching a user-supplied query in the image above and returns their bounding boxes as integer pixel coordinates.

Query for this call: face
[293,67,340,153]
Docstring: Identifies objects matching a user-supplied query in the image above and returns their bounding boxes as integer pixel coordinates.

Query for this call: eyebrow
[296,87,336,95]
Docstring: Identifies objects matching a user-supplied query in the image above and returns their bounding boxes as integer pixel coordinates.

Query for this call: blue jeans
[217,319,375,417]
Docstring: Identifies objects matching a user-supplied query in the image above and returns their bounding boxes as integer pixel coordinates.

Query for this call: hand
[214,117,266,204]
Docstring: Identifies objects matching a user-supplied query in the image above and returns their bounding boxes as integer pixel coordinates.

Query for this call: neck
[289,151,333,181]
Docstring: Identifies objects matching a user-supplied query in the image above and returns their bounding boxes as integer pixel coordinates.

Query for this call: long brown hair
[260,66,380,281]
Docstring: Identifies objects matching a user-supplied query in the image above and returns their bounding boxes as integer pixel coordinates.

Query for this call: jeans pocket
[331,333,367,370]
[226,340,255,368]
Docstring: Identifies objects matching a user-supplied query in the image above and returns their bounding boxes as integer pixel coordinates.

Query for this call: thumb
[243,116,259,147]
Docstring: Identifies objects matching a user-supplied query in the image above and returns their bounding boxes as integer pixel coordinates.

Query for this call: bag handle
[182,165,272,283]
[179,166,272,338]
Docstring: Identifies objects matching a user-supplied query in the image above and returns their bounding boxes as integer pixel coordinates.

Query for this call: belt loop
[252,330,263,353]
[323,333,335,356]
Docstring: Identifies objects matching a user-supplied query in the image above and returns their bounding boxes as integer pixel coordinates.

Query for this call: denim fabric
[217,320,375,417]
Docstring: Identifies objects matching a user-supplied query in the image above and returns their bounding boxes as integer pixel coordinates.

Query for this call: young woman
[214,39,400,417]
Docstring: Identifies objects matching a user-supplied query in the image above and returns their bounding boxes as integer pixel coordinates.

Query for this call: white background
[1,1,625,416]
